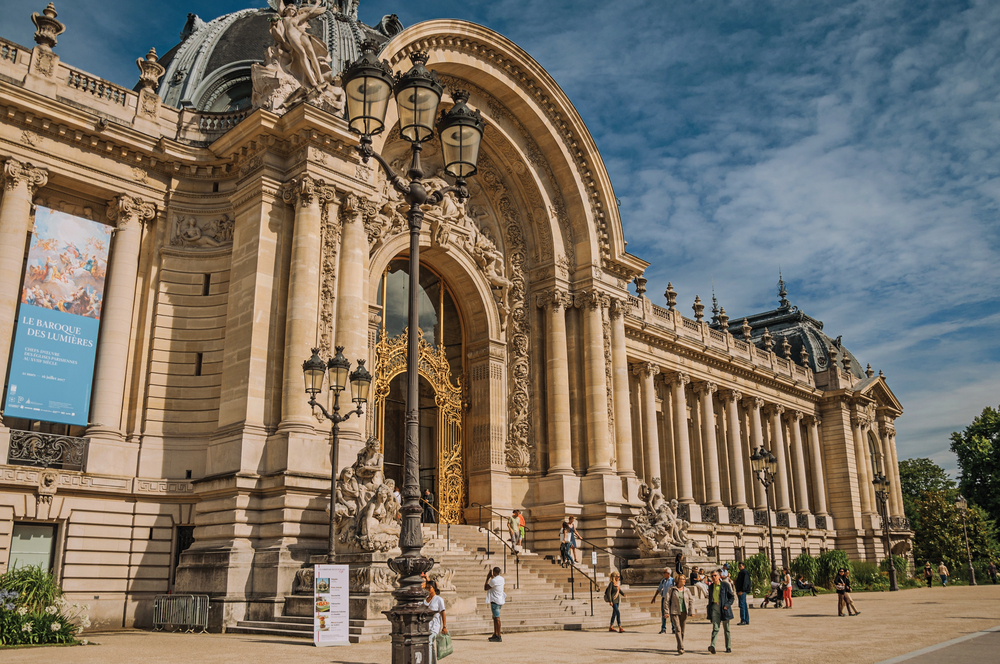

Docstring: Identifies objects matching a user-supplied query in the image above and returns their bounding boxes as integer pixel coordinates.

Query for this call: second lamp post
[340,40,485,664]
[749,446,779,573]
[872,472,899,591]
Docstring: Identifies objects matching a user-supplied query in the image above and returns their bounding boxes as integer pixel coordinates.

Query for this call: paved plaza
[6,585,999,664]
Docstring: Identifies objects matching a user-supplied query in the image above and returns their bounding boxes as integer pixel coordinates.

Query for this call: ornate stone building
[0,2,910,631]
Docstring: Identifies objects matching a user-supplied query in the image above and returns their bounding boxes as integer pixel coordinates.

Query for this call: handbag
[436,632,453,660]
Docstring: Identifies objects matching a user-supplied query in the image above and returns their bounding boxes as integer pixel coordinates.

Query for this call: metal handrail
[477,521,520,589]
[419,498,450,549]
[470,502,528,556]
[564,558,597,617]
[575,533,628,572]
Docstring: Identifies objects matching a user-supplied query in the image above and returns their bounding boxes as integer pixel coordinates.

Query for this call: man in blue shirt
[650,567,674,634]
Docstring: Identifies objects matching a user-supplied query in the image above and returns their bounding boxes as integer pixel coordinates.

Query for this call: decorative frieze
[170,213,233,248]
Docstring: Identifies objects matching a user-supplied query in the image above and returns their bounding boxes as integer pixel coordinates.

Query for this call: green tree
[950,405,1000,524]
[898,457,955,532]
[912,490,999,574]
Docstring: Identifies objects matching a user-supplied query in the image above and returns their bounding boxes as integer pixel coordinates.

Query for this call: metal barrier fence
[152,594,209,633]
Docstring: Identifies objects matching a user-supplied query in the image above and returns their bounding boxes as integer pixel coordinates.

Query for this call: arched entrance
[372,259,465,524]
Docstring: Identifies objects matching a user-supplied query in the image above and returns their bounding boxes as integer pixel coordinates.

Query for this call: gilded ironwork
[373,328,465,525]
[8,430,87,471]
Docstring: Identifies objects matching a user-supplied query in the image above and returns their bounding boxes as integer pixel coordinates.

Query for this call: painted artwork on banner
[314,564,349,646]
[3,207,113,425]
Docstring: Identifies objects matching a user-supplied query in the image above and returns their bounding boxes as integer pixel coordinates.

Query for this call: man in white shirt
[484,566,505,642]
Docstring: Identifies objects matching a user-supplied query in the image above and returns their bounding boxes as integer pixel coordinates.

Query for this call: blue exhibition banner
[4,207,111,426]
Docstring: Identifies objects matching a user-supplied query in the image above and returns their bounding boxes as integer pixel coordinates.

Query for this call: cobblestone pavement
[7,585,1000,664]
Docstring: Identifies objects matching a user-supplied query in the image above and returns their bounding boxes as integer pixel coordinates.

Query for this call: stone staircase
[228,524,661,641]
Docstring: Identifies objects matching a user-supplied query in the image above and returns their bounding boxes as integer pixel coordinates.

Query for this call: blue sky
[2,0,997,475]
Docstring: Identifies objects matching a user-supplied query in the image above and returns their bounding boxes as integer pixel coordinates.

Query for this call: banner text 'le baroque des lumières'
[4,207,112,426]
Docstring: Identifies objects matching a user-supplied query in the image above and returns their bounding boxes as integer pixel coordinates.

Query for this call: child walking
[604,571,627,632]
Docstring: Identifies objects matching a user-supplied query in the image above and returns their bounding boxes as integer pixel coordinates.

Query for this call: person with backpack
[604,571,627,633]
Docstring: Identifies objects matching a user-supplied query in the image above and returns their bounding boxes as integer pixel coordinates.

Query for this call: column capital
[786,409,804,422]
[741,396,765,410]
[692,380,718,396]
[106,194,156,230]
[284,173,336,208]
[879,421,896,437]
[718,388,743,403]
[608,296,629,319]
[805,414,822,427]
[535,287,569,311]
[574,288,608,310]
[631,361,659,378]
[666,370,690,387]
[851,412,875,428]
[762,403,785,417]
[3,158,48,195]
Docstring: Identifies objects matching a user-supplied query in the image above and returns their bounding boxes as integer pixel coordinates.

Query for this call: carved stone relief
[170,214,234,248]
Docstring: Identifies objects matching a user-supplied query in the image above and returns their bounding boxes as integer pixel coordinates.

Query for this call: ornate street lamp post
[303,346,372,562]
[956,495,977,586]
[872,472,899,591]
[750,446,779,572]
[340,40,484,663]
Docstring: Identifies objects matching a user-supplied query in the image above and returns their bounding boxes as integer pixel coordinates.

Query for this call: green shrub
[0,565,89,647]
[852,561,882,589]
[0,566,61,611]
[790,552,819,583]
[816,550,852,589]
[879,555,910,578]
[743,552,772,596]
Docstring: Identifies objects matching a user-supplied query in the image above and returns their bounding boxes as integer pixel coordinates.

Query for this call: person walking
[567,515,581,563]
[706,569,734,654]
[559,521,572,567]
[989,560,997,584]
[938,561,949,587]
[422,489,436,523]
[735,561,751,625]
[782,568,793,609]
[651,567,674,634]
[485,567,505,642]
[834,568,859,617]
[604,571,627,633]
[675,552,685,576]
[423,578,447,663]
[668,573,695,655]
[923,562,933,588]
[517,510,526,548]
[507,510,521,551]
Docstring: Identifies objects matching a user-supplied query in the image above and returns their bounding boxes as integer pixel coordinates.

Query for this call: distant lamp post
[955,495,977,586]
[750,446,779,572]
[341,40,484,664]
[872,472,899,591]
[303,346,371,562]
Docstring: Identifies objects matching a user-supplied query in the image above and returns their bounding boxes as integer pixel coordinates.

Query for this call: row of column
[631,368,829,517]
[851,409,904,517]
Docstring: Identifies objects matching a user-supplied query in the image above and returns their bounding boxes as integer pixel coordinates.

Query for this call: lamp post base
[384,554,435,664]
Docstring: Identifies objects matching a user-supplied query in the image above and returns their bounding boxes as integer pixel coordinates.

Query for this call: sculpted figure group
[332,435,401,553]
[630,477,703,556]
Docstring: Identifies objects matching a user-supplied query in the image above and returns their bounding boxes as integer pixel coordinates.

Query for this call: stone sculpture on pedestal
[332,435,401,553]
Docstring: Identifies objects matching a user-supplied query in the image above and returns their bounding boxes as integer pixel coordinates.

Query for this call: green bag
[436,632,453,660]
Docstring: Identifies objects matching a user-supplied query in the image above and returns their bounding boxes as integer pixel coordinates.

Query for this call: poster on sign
[4,207,112,425]
[313,564,349,646]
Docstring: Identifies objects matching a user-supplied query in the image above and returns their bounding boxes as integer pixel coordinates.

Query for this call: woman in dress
[424,578,447,662]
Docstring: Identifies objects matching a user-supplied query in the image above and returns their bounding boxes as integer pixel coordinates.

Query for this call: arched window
[868,432,882,476]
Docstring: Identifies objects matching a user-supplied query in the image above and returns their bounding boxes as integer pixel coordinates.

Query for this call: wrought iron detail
[776,512,790,528]
[753,510,769,526]
[796,514,809,529]
[8,430,87,471]
[373,328,465,525]
[816,516,828,530]
[728,507,745,525]
[676,503,691,522]
[702,505,719,523]
[888,517,911,531]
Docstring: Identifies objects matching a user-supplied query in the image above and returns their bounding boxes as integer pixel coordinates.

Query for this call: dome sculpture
[154,0,403,112]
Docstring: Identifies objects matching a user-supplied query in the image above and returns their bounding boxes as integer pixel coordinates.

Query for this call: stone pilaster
[787,410,810,515]
[85,194,155,475]
[579,290,612,474]
[693,381,722,506]
[720,389,747,508]
[880,419,903,516]
[852,412,875,515]
[763,404,791,513]
[805,415,829,516]
[0,159,48,424]
[667,371,694,503]
[743,396,767,509]
[608,298,634,476]
[632,362,660,484]
[537,289,572,474]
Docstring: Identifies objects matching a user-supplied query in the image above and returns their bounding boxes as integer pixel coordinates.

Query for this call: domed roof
[155,1,403,112]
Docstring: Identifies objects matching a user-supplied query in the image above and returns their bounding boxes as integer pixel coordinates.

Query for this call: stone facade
[0,2,910,632]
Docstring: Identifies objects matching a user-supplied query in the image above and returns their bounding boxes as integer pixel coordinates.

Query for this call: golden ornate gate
[372,328,465,524]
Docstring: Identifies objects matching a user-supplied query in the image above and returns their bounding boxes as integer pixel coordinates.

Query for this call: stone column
[851,413,874,514]
[633,362,660,483]
[787,410,810,515]
[278,175,333,433]
[609,298,634,476]
[580,290,612,473]
[0,159,48,418]
[668,371,694,503]
[880,420,903,516]
[538,289,573,474]
[805,415,829,516]
[693,381,722,506]
[889,427,905,517]
[87,194,156,472]
[720,389,747,508]
[764,404,791,513]
[743,397,766,509]
[334,193,370,450]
